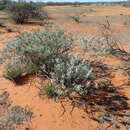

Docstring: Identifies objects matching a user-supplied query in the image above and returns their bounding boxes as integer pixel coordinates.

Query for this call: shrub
[40,21,54,27]
[44,83,57,98]
[49,55,94,97]
[3,67,23,81]
[0,5,6,10]
[5,26,14,32]
[4,106,33,127]
[1,27,72,80]
[24,63,40,74]
[123,21,129,25]
[1,27,96,98]
[0,20,4,27]
[85,9,97,13]
[0,91,33,130]
[7,2,47,24]
[3,63,40,82]
[71,16,81,23]
[0,0,10,10]
[78,35,113,60]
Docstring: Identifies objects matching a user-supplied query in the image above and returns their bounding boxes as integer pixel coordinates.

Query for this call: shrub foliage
[0,91,33,130]
[50,55,94,97]
[1,27,95,97]
[7,2,47,24]
[1,27,72,79]
[1,16,130,129]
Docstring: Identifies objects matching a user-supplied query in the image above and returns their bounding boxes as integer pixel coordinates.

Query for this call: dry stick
[60,100,66,117]
[113,113,130,117]
[70,97,82,115]
[70,104,75,115]
[101,17,130,60]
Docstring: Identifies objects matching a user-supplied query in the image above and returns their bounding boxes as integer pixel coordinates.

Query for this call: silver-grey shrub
[78,35,113,60]
[0,91,33,130]
[1,27,73,78]
[49,55,94,97]
[1,27,95,97]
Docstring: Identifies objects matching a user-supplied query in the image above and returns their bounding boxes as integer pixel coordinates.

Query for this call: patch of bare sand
[45,5,130,16]
[82,6,130,16]
[0,73,99,130]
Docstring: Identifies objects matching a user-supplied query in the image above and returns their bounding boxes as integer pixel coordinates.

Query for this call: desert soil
[0,5,130,130]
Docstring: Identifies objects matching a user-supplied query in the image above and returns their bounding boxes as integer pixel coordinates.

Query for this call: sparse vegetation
[71,16,81,23]
[7,2,48,24]
[1,26,96,98]
[85,8,97,13]
[1,21,130,129]
[40,21,54,28]
[0,20,5,27]
[5,26,14,32]
[44,83,57,98]
[1,27,73,82]
[0,3,130,130]
[79,35,113,60]
[123,21,129,25]
[3,67,23,81]
[114,64,121,70]
[0,5,6,10]
[0,0,11,10]
[0,91,33,130]
[49,55,94,97]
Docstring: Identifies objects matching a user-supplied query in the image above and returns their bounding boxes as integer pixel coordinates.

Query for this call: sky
[32,0,128,3]
[42,0,127,2]
[10,0,128,2]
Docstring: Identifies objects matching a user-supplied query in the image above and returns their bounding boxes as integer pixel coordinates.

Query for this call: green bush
[0,5,6,10]
[7,2,47,24]
[44,83,57,98]
[5,26,14,32]
[3,63,40,82]
[24,63,40,74]
[3,67,23,81]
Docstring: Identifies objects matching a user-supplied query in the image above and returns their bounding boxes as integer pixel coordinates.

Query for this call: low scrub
[49,55,94,97]
[1,27,96,97]
[79,35,113,59]
[0,5,6,10]
[3,67,23,81]
[85,8,97,13]
[1,25,130,130]
[0,20,5,27]
[44,83,57,98]
[7,2,48,24]
[1,27,73,81]
[5,26,14,32]
[71,16,81,23]
[0,91,33,130]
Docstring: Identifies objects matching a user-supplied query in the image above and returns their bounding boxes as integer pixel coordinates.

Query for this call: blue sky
[21,0,126,2]
[24,0,127,3]
[42,0,127,2]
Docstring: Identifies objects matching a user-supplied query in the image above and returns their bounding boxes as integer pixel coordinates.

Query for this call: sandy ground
[0,5,130,130]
